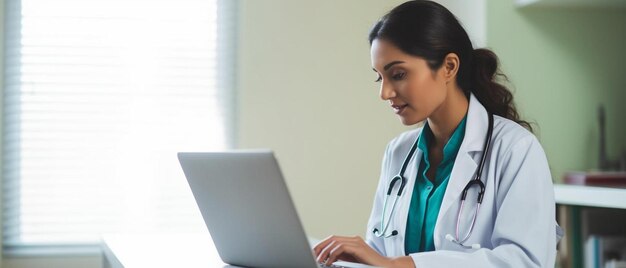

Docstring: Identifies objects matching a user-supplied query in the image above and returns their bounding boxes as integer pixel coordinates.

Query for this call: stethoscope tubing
[373,141,417,238]
[374,113,494,244]
[454,113,493,244]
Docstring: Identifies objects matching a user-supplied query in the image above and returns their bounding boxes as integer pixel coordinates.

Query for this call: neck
[426,87,469,148]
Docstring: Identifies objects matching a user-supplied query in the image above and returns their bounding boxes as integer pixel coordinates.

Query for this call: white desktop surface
[102,233,237,268]
[102,233,377,268]
[554,184,626,209]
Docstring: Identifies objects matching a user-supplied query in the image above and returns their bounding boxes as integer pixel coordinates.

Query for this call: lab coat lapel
[396,141,422,251]
[434,94,489,245]
[436,151,477,231]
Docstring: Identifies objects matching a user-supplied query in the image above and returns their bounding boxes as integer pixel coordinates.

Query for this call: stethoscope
[373,113,494,250]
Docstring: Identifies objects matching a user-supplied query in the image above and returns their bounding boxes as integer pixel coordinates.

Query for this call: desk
[102,233,240,268]
[101,234,375,268]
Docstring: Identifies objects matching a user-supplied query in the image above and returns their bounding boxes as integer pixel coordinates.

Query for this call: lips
[391,104,408,114]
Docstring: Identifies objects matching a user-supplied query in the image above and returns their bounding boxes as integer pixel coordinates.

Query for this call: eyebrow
[372,61,405,72]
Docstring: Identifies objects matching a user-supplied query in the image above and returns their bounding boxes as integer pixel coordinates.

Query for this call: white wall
[443,0,487,48]
[236,0,486,239]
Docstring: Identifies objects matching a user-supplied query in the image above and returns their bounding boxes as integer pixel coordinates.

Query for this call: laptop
[178,151,377,268]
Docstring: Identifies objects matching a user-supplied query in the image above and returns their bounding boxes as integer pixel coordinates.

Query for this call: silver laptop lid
[178,151,319,268]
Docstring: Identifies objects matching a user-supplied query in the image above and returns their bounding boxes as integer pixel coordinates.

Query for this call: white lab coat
[366,94,562,267]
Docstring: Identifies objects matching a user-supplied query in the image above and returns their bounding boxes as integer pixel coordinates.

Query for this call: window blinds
[2,0,236,252]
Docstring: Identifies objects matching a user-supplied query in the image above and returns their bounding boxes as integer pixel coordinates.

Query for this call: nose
[379,81,396,101]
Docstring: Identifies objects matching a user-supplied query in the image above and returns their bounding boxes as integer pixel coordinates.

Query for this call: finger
[314,235,355,258]
[313,235,336,258]
[319,239,358,264]
[313,235,341,256]
[326,238,382,266]
[325,243,357,266]
[316,240,337,263]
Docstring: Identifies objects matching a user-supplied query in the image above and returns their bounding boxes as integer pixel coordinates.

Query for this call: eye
[374,75,382,83]
[392,72,406,81]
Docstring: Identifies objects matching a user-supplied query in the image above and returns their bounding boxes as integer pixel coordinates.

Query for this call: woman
[313,1,562,267]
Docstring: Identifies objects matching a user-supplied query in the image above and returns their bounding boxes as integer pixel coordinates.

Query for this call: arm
[364,141,394,256]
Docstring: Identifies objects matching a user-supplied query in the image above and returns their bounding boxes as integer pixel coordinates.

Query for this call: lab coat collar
[433,93,490,247]
[461,93,490,153]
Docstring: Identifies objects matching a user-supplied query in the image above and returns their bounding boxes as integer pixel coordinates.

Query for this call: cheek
[401,74,448,120]
[404,74,444,104]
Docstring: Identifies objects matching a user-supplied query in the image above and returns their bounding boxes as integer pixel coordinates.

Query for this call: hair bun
[472,48,498,80]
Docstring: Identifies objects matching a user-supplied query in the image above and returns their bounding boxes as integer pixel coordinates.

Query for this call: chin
[399,116,421,126]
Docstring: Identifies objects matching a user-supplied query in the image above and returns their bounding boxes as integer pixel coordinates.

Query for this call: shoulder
[489,117,553,201]
[491,115,541,154]
[377,127,423,179]
[490,115,551,182]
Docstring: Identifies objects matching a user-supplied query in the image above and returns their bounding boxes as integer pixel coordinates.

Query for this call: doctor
[313,1,562,267]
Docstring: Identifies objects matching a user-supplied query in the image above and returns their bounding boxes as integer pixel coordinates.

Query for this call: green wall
[487,1,626,181]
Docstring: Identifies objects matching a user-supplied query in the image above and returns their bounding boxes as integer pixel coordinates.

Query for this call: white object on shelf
[554,185,626,209]
[516,0,626,8]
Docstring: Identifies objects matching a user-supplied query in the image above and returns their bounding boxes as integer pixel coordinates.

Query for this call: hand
[312,235,392,267]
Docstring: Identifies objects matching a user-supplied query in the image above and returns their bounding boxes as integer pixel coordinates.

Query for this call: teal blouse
[404,115,467,254]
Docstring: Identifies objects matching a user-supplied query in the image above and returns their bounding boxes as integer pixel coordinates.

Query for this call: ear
[441,53,460,83]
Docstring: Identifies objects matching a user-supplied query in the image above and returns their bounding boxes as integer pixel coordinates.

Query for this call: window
[2,0,236,253]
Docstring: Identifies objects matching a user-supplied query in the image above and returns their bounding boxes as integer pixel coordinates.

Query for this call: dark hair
[369,0,533,132]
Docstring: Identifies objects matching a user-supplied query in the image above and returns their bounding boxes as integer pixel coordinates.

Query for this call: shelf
[516,0,626,8]
[554,184,626,209]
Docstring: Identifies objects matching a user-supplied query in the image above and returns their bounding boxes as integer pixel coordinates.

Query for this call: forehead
[370,39,413,69]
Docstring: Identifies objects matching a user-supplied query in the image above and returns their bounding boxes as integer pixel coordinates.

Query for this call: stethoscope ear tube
[375,138,419,238]
[387,175,402,195]
[474,113,494,203]
[461,180,485,203]
[454,113,493,244]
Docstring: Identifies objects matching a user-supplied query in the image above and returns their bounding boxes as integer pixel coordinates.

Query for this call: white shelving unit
[554,184,626,268]
[554,184,626,209]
